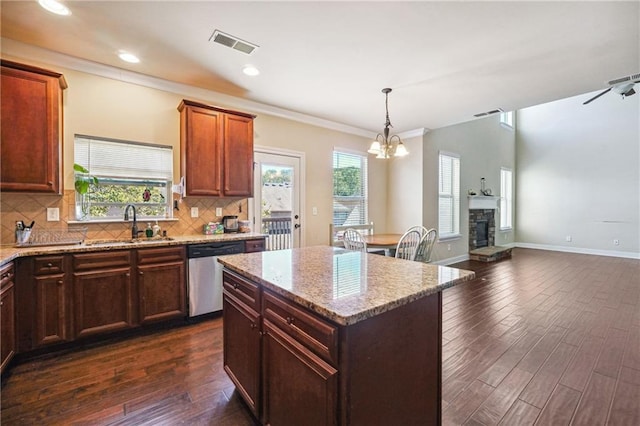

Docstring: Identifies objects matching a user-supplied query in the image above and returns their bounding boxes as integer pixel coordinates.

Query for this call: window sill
[438,234,461,242]
[499,227,513,232]
[68,218,179,225]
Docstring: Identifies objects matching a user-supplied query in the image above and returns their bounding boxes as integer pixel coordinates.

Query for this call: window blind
[438,152,460,236]
[332,151,368,226]
[75,135,173,181]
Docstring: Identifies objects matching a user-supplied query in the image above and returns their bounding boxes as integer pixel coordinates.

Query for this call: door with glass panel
[252,150,302,250]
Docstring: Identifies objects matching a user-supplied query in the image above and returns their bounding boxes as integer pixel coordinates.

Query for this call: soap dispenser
[152,221,161,237]
[145,223,153,238]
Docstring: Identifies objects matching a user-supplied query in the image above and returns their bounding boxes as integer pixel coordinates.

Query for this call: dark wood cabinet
[136,246,186,324]
[244,238,266,253]
[32,256,69,348]
[223,290,262,418]
[178,99,255,197]
[1,262,16,373]
[0,60,67,194]
[72,251,135,339]
[262,320,338,426]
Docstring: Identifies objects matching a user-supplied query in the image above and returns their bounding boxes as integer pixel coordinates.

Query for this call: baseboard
[514,242,640,260]
[434,253,470,266]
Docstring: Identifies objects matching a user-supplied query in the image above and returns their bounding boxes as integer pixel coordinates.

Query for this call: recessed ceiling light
[38,0,71,16]
[242,65,260,76]
[118,52,140,64]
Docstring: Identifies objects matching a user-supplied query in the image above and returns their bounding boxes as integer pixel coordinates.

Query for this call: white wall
[387,135,424,233]
[516,91,640,257]
[422,115,516,262]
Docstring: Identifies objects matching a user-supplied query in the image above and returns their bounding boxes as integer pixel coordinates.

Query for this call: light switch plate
[312,207,318,216]
[216,207,222,216]
[191,207,199,218]
[47,207,60,221]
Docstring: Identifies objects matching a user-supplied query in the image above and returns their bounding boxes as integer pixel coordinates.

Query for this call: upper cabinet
[178,99,255,197]
[1,60,67,194]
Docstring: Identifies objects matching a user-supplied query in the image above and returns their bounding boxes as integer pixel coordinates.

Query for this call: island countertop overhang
[218,245,475,326]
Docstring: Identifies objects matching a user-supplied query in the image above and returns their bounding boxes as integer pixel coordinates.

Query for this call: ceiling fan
[583,72,640,105]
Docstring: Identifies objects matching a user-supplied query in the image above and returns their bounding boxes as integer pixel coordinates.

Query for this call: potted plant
[74,163,98,219]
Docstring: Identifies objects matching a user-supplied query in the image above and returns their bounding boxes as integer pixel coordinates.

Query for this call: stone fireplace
[468,209,495,251]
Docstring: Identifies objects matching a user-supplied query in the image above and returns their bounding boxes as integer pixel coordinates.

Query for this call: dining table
[363,233,403,256]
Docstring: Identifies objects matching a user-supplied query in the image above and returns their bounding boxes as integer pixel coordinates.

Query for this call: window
[500,168,513,230]
[74,135,173,221]
[500,111,514,129]
[438,152,460,238]
[333,150,368,227]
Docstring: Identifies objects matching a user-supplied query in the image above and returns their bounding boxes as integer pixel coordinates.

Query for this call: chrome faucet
[123,204,142,239]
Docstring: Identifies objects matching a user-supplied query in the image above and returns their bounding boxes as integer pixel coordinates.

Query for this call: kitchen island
[218,245,475,425]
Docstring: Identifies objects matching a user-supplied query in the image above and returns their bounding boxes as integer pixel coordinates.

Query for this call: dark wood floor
[1,248,639,425]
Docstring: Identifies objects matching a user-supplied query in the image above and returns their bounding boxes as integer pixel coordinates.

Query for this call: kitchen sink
[83,237,174,246]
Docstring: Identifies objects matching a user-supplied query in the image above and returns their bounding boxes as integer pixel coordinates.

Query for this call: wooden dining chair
[415,228,438,263]
[394,229,422,261]
[343,228,368,252]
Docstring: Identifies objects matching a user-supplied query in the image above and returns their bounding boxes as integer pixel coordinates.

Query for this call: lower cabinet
[72,251,135,338]
[1,262,16,373]
[262,320,338,426]
[137,246,186,324]
[223,291,261,418]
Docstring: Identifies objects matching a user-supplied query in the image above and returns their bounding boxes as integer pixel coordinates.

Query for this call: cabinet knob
[47,263,53,267]
[47,181,53,186]
[57,280,63,285]
[250,323,257,330]
[286,316,295,325]
[139,271,144,275]
[126,273,130,277]
[233,283,239,290]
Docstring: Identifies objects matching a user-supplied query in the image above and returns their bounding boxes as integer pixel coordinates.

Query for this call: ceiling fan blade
[583,87,612,105]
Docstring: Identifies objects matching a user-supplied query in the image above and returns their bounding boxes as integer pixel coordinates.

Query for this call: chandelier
[367,88,409,159]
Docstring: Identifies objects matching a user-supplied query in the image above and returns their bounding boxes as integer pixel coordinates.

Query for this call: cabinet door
[223,113,254,197]
[1,280,16,373]
[262,320,338,426]
[73,267,134,338]
[137,261,186,324]
[34,273,68,346]
[223,292,261,418]
[181,104,223,196]
[0,62,65,193]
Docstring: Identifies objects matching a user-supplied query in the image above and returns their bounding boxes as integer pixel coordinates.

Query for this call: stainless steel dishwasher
[187,241,244,316]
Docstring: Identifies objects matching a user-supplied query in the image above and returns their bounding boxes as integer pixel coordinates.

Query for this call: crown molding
[398,128,429,139]
[1,38,376,139]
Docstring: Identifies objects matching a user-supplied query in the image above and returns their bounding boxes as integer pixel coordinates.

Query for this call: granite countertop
[218,245,476,326]
[0,233,267,266]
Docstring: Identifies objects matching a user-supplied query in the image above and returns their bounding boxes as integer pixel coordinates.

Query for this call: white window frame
[500,167,513,230]
[438,151,461,240]
[500,111,514,129]
[74,135,173,222]
[332,149,368,227]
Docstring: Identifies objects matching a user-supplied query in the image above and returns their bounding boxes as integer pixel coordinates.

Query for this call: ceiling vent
[607,73,640,86]
[209,30,258,55]
[473,108,503,118]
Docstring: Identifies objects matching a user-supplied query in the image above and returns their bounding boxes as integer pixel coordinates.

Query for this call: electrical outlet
[613,239,620,246]
[47,207,60,221]
[215,207,222,216]
[312,207,318,216]
[565,235,572,242]
[191,207,199,218]
[447,244,451,251]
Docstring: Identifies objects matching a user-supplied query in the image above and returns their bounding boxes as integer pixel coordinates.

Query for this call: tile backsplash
[0,191,248,245]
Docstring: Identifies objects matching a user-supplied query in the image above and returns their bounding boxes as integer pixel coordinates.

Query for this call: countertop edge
[219,259,476,326]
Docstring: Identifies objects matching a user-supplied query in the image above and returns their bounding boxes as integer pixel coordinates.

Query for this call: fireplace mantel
[468,195,500,210]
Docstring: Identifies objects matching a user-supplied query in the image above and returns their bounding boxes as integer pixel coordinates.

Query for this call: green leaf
[73,163,90,173]
[75,180,89,195]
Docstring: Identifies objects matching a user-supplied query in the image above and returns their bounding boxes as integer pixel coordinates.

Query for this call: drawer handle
[250,323,257,330]
[46,263,53,268]
[286,316,295,325]
[233,283,239,290]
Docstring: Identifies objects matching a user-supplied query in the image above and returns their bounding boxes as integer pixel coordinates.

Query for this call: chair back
[406,225,429,239]
[329,222,374,246]
[343,228,368,252]
[395,229,422,261]
[415,228,438,263]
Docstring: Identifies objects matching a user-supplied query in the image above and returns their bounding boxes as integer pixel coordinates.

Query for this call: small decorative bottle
[152,221,161,237]
[145,223,153,238]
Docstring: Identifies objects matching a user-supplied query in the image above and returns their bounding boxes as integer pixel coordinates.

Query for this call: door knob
[294,224,301,229]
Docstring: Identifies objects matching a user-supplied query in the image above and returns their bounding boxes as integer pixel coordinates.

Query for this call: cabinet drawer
[1,262,14,288]
[263,290,338,365]
[137,246,185,265]
[223,270,260,312]
[244,239,265,253]
[72,250,132,271]
[34,256,65,275]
